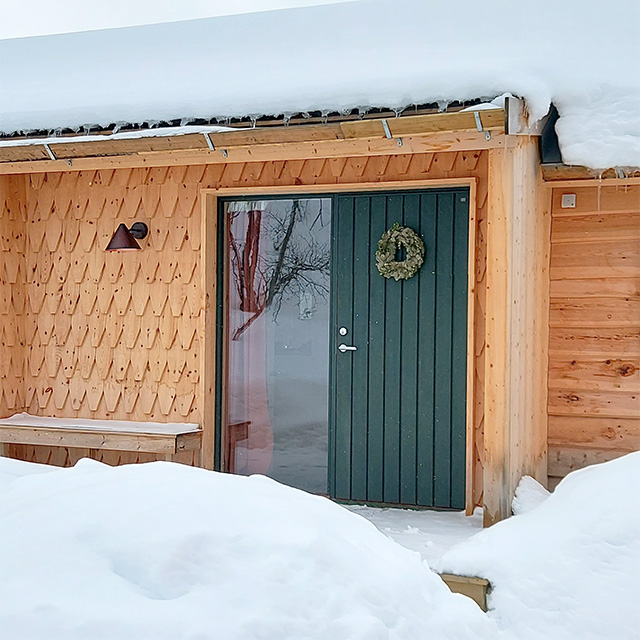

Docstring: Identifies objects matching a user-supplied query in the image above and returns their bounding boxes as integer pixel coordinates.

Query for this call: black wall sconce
[105,222,149,251]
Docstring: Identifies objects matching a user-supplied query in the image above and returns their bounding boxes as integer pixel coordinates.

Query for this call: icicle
[596,171,603,211]
[180,117,193,127]
[393,107,403,118]
[283,114,292,127]
[614,167,627,179]
[437,100,449,113]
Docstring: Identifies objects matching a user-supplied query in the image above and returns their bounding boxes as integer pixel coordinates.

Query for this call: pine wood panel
[547,184,640,482]
[547,445,628,482]
[550,277,640,299]
[550,239,639,280]
[549,327,640,355]
[551,211,640,242]
[1,151,488,508]
[0,174,27,418]
[548,352,639,392]
[548,388,639,418]
[548,415,639,451]
[549,297,640,327]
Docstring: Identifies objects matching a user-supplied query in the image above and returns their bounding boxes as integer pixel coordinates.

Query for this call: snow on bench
[0,413,201,458]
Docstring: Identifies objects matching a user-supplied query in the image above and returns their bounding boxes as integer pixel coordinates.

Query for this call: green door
[330,189,469,509]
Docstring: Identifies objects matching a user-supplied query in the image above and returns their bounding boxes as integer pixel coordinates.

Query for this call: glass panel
[223,198,331,494]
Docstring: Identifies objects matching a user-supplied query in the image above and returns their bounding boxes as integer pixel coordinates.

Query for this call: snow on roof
[1,0,639,169]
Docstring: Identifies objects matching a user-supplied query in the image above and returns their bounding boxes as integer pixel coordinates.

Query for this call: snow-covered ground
[1,453,638,639]
[348,504,483,565]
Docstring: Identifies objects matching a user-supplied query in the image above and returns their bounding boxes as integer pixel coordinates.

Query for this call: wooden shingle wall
[547,184,640,488]
[1,153,488,508]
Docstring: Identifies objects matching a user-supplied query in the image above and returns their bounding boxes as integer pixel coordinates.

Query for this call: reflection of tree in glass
[229,200,330,340]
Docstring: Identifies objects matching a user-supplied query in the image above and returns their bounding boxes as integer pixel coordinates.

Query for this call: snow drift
[0,458,495,640]
[435,452,640,640]
[0,0,639,169]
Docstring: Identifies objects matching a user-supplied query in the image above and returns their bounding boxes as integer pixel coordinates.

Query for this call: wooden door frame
[201,178,478,511]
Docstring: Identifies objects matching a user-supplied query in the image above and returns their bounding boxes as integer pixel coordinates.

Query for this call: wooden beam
[0,109,505,165]
[0,130,508,176]
[542,164,640,182]
[483,138,549,526]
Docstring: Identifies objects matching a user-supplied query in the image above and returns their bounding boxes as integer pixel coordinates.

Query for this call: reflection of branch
[266,200,299,308]
[229,200,329,341]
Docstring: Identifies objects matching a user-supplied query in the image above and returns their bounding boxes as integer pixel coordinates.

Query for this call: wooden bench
[0,413,202,463]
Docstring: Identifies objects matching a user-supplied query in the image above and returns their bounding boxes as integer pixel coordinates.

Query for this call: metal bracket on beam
[474,112,491,141]
[203,133,215,151]
[43,143,57,161]
[381,119,393,139]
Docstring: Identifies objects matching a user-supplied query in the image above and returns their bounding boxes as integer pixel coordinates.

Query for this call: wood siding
[548,184,640,488]
[0,152,488,509]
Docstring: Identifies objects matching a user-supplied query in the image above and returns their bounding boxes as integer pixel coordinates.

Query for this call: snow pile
[0,0,639,169]
[0,458,497,640]
[435,452,640,640]
[511,475,550,516]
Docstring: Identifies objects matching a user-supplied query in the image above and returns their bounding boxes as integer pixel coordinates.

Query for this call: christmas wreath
[375,222,425,281]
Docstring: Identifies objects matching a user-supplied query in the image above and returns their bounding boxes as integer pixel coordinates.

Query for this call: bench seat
[0,413,202,458]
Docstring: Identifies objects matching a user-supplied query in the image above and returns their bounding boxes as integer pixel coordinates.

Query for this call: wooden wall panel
[0,175,27,422]
[548,184,640,487]
[2,152,488,507]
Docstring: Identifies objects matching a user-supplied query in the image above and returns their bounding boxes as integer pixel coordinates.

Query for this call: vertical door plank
[366,195,387,502]
[383,194,403,504]
[416,192,438,506]
[350,196,371,500]
[399,193,420,505]
[434,192,455,507]
[333,196,355,500]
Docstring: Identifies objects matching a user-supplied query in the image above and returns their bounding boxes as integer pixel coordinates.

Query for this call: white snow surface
[1,0,639,169]
[0,412,200,435]
[348,504,483,565]
[0,458,496,640]
[434,452,640,640]
[511,475,550,516]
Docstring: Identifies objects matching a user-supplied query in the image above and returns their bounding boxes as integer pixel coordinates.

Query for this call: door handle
[338,343,357,353]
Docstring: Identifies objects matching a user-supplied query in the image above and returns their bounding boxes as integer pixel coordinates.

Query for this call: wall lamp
[105,222,149,251]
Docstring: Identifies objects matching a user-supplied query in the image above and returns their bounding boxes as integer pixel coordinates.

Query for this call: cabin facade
[0,104,638,525]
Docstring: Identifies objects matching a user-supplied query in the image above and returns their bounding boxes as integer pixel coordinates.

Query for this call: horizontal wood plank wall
[1,152,488,503]
[548,184,640,488]
[0,175,27,422]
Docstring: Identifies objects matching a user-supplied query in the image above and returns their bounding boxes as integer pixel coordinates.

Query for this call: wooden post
[200,193,218,469]
[484,138,550,526]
